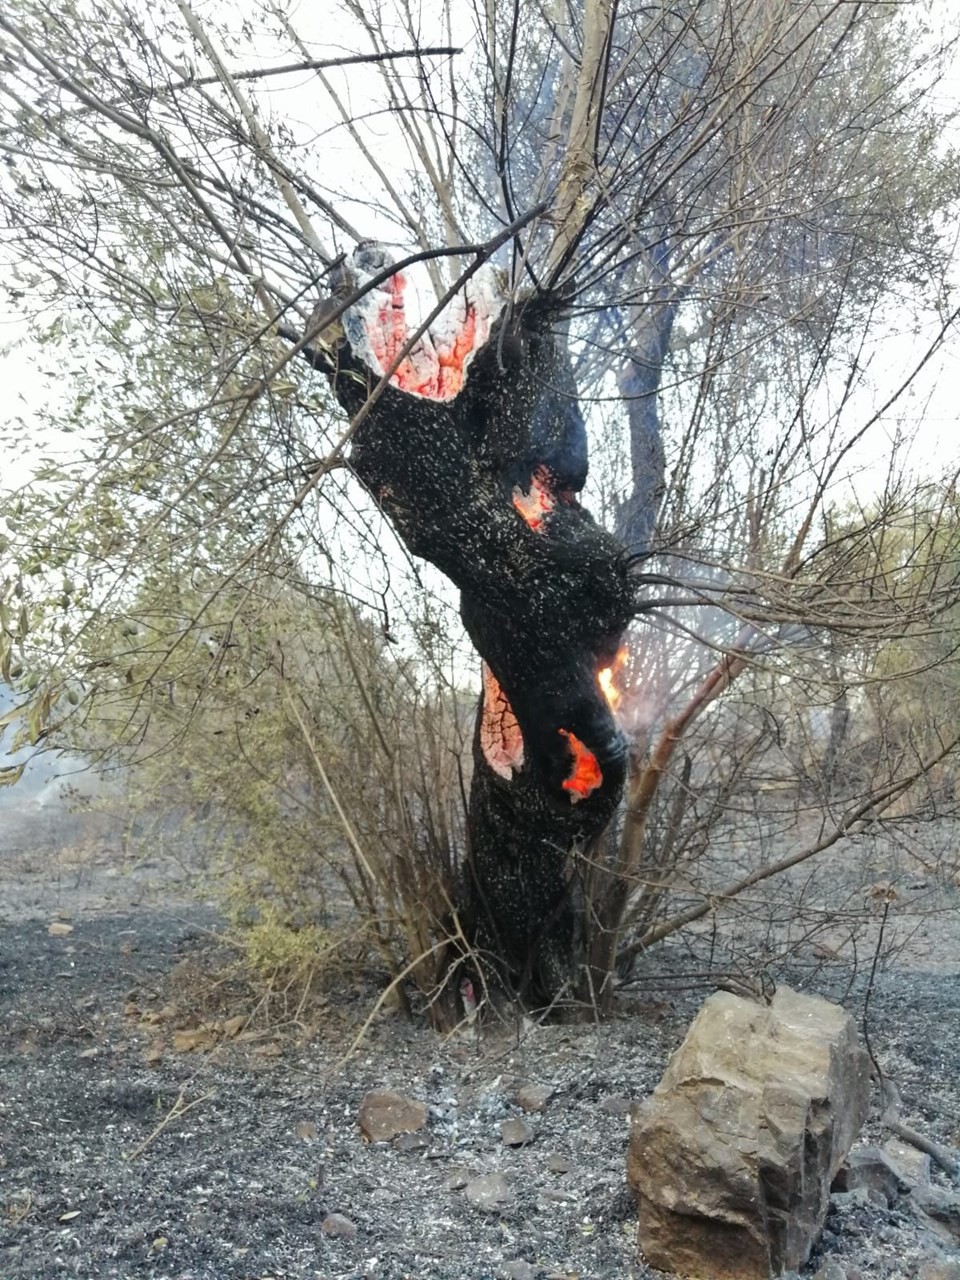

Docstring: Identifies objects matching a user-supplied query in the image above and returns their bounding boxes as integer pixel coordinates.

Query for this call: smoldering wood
[303,257,656,1004]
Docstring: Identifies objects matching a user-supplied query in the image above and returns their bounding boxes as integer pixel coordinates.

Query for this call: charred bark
[303,253,641,1005]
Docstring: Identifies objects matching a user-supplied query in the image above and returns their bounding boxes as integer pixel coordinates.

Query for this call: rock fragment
[628,986,870,1280]
[321,1212,357,1239]
[465,1172,514,1212]
[911,1184,960,1239]
[919,1262,960,1280]
[598,1094,632,1116]
[498,1261,535,1280]
[515,1084,552,1113]
[501,1117,534,1147]
[883,1138,931,1186]
[812,1263,847,1280]
[357,1090,427,1142]
[832,1145,909,1205]
[444,1167,470,1191]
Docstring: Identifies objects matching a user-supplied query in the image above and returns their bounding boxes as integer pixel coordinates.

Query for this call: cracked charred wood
[303,247,639,1004]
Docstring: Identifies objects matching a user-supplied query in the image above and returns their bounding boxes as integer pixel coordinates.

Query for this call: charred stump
[305,248,642,1005]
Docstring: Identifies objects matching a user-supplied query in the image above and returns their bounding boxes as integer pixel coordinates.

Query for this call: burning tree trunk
[306,247,644,1004]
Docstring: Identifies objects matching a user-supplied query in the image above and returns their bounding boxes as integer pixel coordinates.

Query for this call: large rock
[627,987,871,1279]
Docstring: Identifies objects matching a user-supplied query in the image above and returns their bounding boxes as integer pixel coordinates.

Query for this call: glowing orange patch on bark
[480,663,525,780]
[434,305,477,398]
[368,272,420,391]
[512,465,556,532]
[559,729,602,802]
[365,270,481,400]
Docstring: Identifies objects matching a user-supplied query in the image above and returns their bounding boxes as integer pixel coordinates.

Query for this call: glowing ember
[480,662,525,780]
[512,465,556,532]
[598,647,628,711]
[342,247,504,401]
[558,728,603,803]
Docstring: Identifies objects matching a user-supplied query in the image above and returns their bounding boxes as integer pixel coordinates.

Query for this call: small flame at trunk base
[559,728,603,802]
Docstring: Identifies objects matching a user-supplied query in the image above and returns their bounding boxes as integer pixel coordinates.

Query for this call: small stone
[444,1167,470,1191]
[598,1094,632,1116]
[498,1262,535,1280]
[546,1153,572,1174]
[358,1090,427,1143]
[832,1145,908,1206]
[186,1211,213,1236]
[321,1213,357,1240]
[515,1084,552,1113]
[172,1026,215,1053]
[919,1263,960,1280]
[465,1172,513,1212]
[394,1130,429,1152]
[295,1120,318,1140]
[47,921,74,937]
[501,1117,534,1147]
[911,1185,960,1234]
[539,1189,576,1204]
[813,1263,846,1280]
[830,1187,872,1207]
[883,1138,931,1186]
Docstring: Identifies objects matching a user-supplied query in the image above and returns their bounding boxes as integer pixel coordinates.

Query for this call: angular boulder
[627,986,871,1279]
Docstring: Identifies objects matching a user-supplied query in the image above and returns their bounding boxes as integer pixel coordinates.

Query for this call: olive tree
[1,0,959,1013]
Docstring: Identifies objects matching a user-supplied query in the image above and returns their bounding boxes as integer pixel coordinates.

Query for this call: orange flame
[598,647,628,711]
[512,465,555,532]
[559,728,602,803]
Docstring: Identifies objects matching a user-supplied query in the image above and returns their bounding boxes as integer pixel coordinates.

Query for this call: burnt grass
[2,852,960,1278]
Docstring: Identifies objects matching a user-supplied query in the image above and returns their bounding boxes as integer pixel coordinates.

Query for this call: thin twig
[125,1085,217,1161]
[179,47,461,90]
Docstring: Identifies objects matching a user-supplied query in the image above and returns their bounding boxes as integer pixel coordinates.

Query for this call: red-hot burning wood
[337,250,503,402]
[558,728,603,802]
[512,465,556,532]
[480,662,525,779]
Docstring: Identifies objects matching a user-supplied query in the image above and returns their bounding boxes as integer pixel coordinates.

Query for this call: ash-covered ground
[1,813,960,1280]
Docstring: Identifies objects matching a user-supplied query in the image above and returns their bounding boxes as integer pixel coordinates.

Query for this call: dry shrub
[84,574,470,1019]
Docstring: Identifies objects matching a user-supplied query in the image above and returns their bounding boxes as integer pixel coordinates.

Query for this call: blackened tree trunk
[303,249,651,1006]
